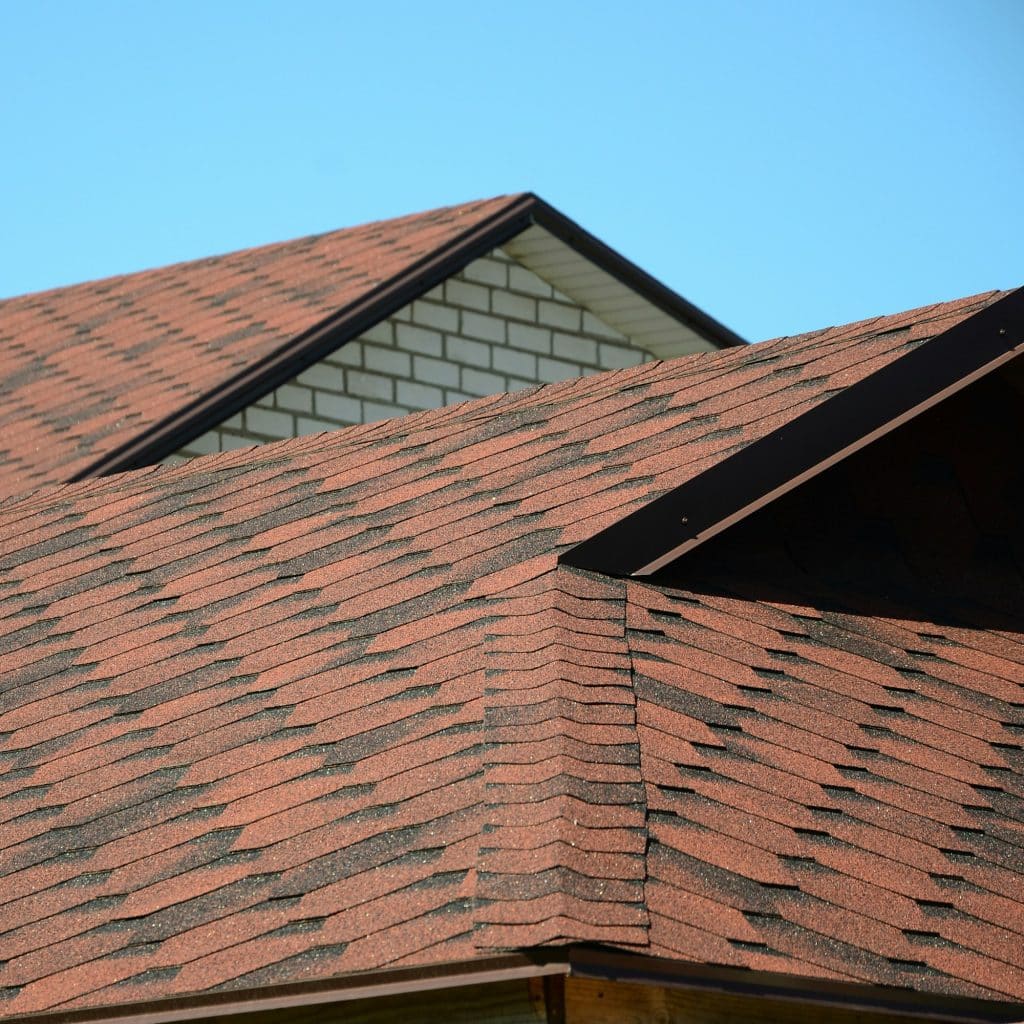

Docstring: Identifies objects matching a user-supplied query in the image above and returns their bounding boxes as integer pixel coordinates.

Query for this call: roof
[0,194,744,502]
[0,196,516,498]
[1,285,1021,1018]
[566,284,1024,576]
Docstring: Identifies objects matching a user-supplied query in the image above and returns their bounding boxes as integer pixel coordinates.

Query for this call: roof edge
[527,197,747,350]
[560,286,1024,577]
[6,948,1019,1024]
[71,193,743,482]
[571,948,1024,1022]
[0,955,569,1024]
[70,194,539,481]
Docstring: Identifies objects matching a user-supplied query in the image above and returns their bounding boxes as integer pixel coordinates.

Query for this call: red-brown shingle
[0,196,523,499]
[0,287,1020,1015]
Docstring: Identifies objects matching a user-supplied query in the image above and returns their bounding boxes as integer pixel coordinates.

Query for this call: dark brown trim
[568,948,1024,1023]
[560,287,1024,577]
[527,198,746,351]
[1,955,570,1024]
[70,195,539,481]
[542,973,567,1024]
[70,194,744,482]
[7,948,1019,1024]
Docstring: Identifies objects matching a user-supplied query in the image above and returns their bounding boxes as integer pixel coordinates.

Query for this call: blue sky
[1,1,1021,340]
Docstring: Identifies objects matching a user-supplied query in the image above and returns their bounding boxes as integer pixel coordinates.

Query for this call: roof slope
[0,194,745,503]
[0,196,520,498]
[0,289,1021,1016]
[635,366,1024,1000]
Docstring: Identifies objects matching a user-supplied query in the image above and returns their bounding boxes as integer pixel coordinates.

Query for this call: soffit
[504,224,721,358]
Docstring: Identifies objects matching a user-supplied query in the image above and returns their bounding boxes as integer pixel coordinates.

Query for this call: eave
[5,949,1020,1024]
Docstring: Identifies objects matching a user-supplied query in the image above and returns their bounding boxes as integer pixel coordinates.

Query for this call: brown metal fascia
[70,193,542,481]
[2,954,570,1024]
[565,948,1024,1023]
[8,948,1020,1024]
[560,286,1024,578]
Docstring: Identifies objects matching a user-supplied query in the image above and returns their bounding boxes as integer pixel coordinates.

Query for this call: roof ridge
[759,288,1012,346]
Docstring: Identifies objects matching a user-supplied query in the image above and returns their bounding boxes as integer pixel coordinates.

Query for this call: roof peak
[567,287,1024,576]
[0,192,746,499]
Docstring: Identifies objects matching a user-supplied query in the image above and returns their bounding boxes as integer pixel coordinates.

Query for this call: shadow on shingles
[653,370,1024,636]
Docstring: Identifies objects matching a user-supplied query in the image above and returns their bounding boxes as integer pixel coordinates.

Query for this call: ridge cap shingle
[476,564,649,951]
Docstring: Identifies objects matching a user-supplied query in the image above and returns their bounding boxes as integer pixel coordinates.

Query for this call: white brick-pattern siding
[172,248,654,460]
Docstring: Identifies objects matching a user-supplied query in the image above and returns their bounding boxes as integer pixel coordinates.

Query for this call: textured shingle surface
[634,368,1024,1000]
[0,196,521,499]
[0,288,1020,1015]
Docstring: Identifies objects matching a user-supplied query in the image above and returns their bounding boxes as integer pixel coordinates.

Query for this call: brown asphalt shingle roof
[0,287,1021,1015]
[0,195,522,499]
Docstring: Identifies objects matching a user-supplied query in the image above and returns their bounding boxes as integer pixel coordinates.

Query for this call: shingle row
[0,289,1018,1013]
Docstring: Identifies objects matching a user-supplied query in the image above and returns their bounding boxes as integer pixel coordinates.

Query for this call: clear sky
[2,1,1021,341]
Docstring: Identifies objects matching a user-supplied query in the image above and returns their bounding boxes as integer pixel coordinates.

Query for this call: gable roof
[1,286,1021,1019]
[0,194,744,501]
[565,286,1024,575]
